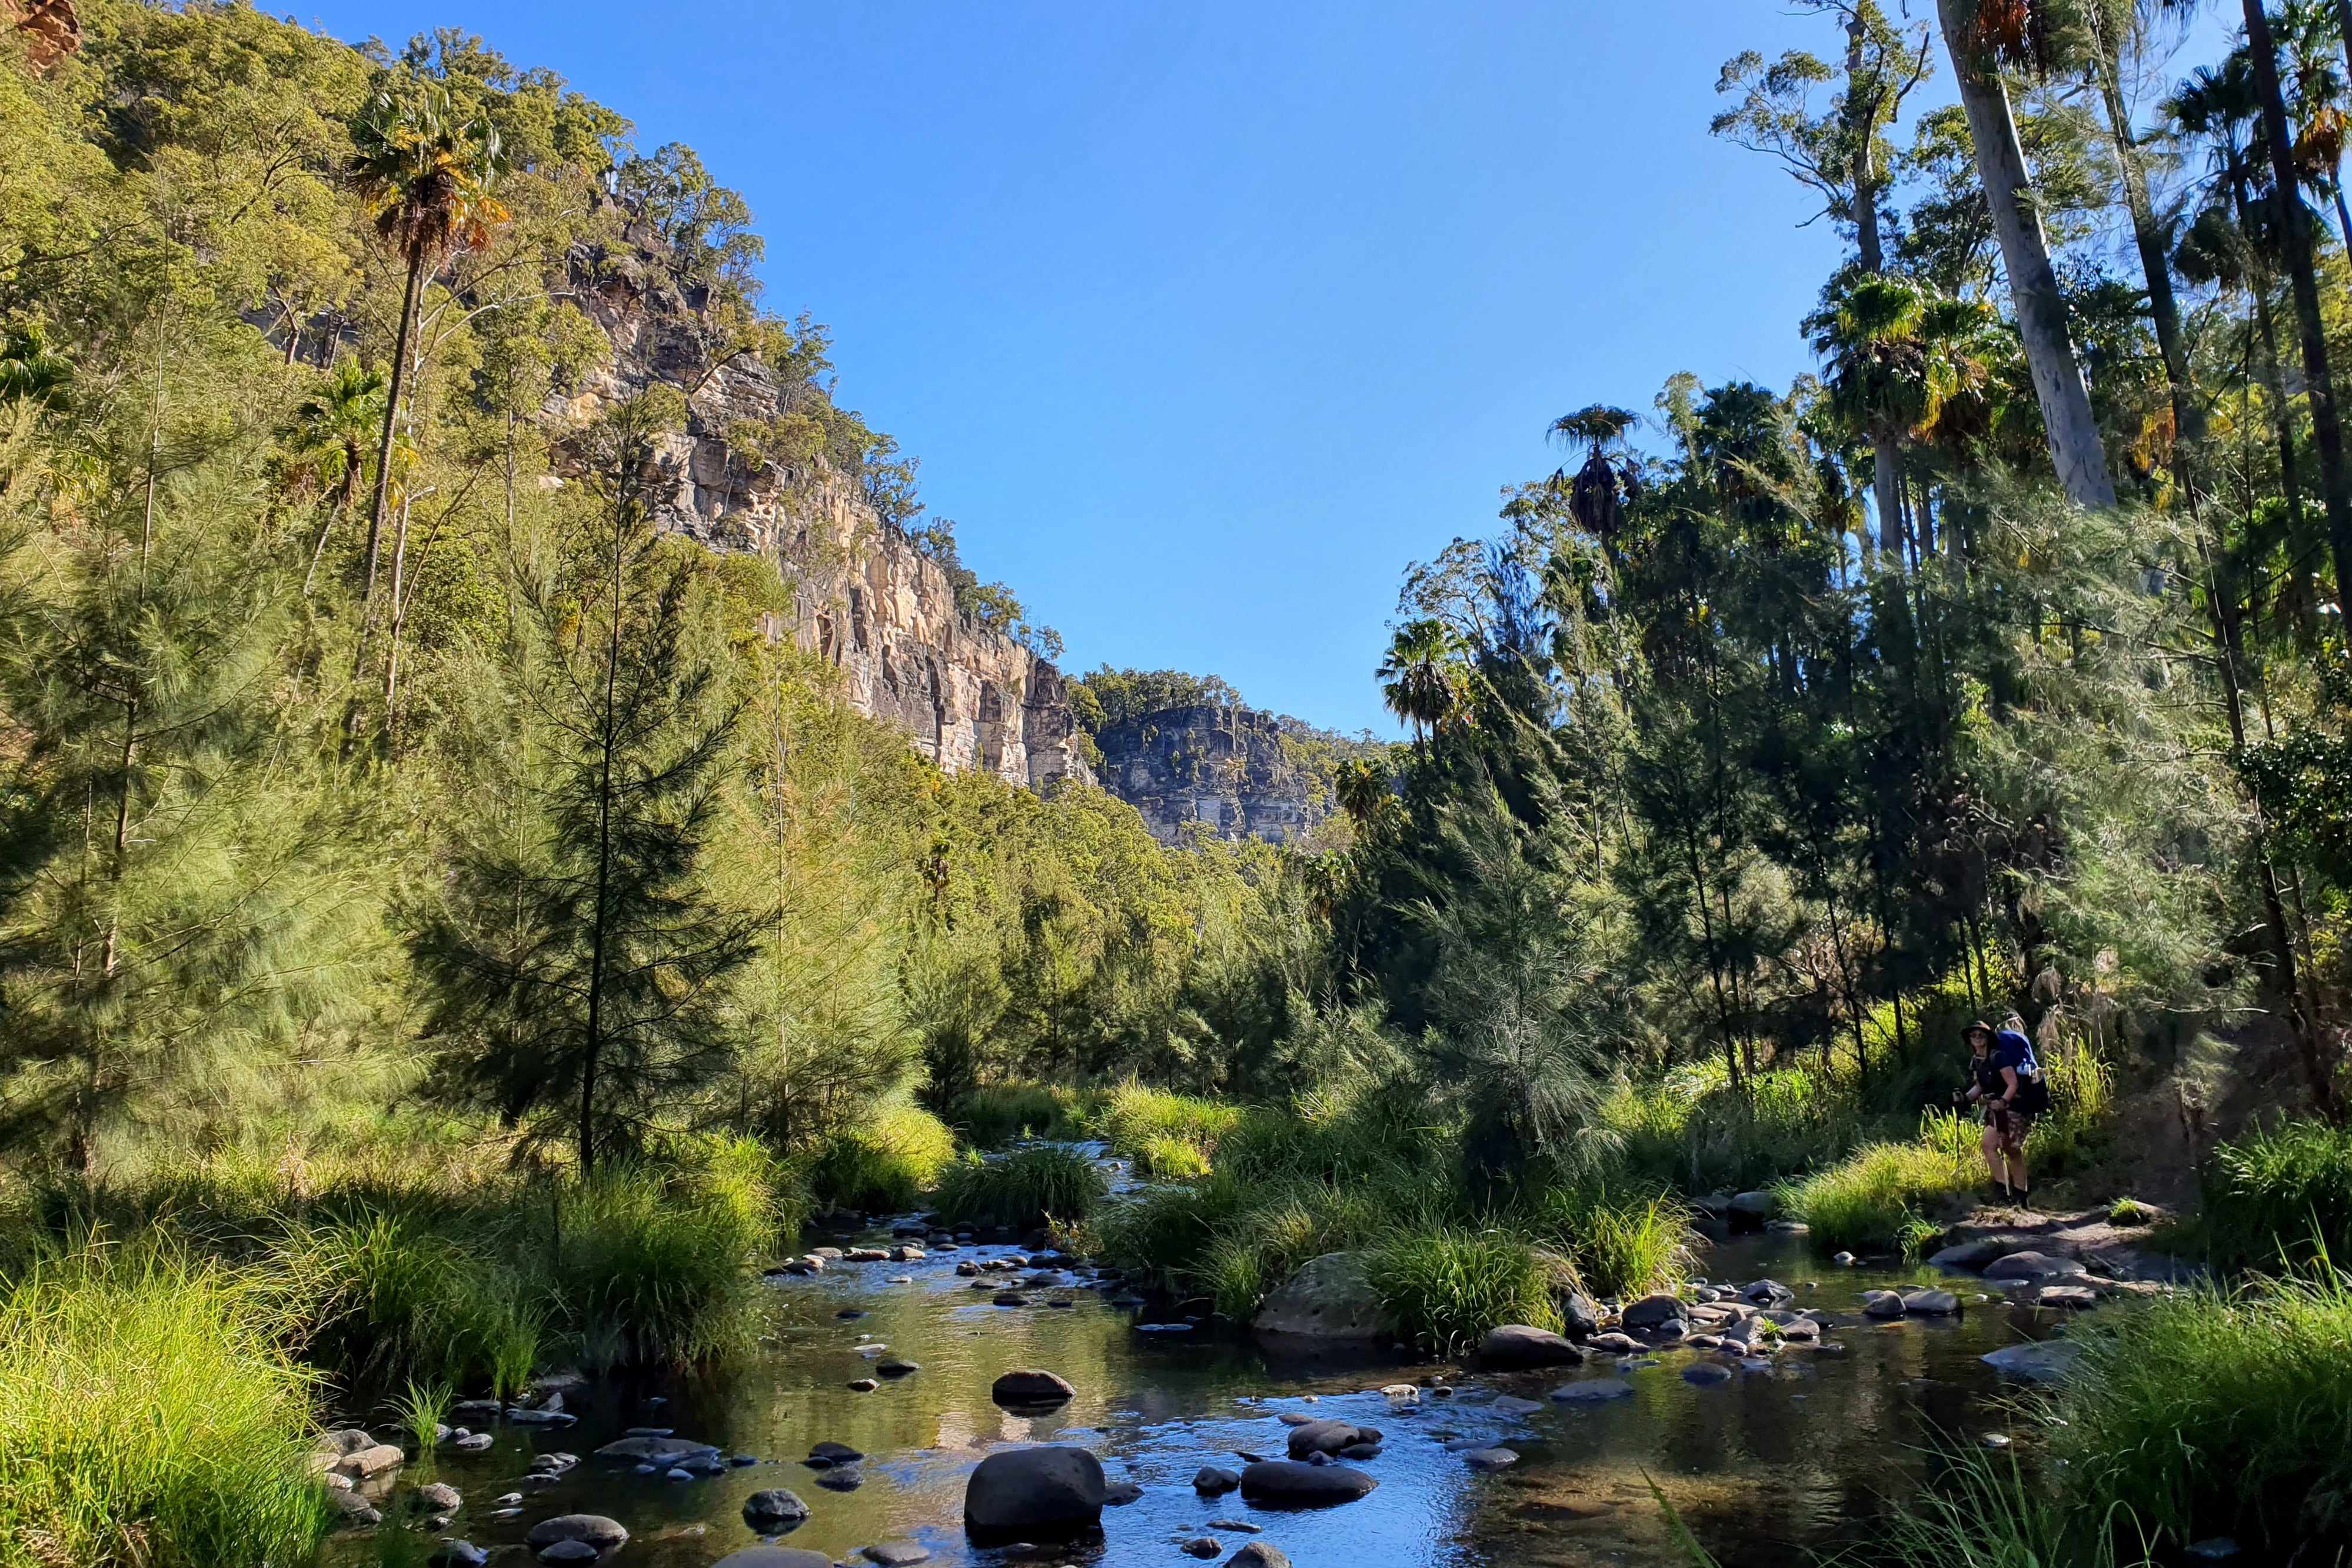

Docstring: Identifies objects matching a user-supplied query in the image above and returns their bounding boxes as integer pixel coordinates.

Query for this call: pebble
[1982,1434,2012,1449]
[847,1377,880,1392]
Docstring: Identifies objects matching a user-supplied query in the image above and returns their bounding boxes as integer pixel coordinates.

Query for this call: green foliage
[1872,1443,2141,1568]
[2199,1118,2352,1271]
[942,1083,1083,1148]
[1526,1184,1692,1298]
[932,1144,1108,1231]
[1777,1113,1978,1250]
[804,1105,956,1215]
[2055,1265,2352,1555]
[1366,1230,1557,1355]
[557,1147,773,1368]
[0,1246,332,1568]
[1086,1082,1242,1169]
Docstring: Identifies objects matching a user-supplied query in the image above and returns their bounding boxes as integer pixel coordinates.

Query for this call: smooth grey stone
[524,1516,628,1552]
[1461,1447,1518,1470]
[1550,1378,1635,1403]
[1682,1363,1734,1386]
[966,1446,1105,1539]
[1238,1459,1377,1507]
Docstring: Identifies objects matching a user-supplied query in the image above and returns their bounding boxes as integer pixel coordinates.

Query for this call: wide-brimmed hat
[1964,1020,1994,1041]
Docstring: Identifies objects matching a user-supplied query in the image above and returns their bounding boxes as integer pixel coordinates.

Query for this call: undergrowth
[933,1144,1108,1231]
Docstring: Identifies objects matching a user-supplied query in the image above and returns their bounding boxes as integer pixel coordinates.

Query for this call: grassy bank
[0,1247,331,1568]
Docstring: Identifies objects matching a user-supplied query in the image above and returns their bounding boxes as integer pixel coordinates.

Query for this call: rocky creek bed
[318,1227,2141,1568]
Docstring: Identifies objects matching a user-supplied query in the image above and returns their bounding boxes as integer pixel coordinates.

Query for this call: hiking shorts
[1984,1104,2033,1151]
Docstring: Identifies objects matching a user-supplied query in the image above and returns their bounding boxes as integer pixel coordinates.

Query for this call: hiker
[1955,1019,2045,1207]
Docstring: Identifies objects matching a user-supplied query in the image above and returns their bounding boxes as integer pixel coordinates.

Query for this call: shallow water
[337,1230,2077,1568]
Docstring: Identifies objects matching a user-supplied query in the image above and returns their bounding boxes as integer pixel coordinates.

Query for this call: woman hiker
[1956,1019,2046,1207]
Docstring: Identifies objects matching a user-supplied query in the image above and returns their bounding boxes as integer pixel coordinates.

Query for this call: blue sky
[301,2,2035,733]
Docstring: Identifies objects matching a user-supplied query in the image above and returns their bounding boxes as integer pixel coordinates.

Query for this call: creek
[331,1219,2084,1568]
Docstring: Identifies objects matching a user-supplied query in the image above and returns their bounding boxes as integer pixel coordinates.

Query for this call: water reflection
[329,1233,2071,1568]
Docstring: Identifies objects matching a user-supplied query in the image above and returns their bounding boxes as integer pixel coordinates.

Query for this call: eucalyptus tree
[1714,0,1934,548]
[1932,0,2118,505]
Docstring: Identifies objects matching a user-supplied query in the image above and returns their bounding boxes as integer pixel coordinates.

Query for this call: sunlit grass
[1367,1230,1556,1355]
[1777,1112,1977,1251]
[933,1144,1108,1231]
[803,1103,957,1214]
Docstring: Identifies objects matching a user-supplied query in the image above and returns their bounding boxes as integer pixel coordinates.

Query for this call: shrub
[0,1246,332,1568]
[1367,1230,1556,1354]
[1087,1082,1243,1166]
[804,1104,957,1214]
[1777,1113,1976,1251]
[2199,1117,2352,1271]
[946,1083,1082,1148]
[933,1144,1107,1231]
[2056,1264,2352,1555]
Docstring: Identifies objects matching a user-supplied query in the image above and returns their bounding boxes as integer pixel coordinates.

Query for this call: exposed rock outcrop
[1092,704,1325,845]
[557,239,1093,796]
[4,0,79,74]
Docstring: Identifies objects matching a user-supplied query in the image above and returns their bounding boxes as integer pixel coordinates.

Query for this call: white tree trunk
[1935,0,2117,508]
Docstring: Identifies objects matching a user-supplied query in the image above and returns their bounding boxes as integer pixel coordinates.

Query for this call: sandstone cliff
[558,238,1094,795]
[1092,703,1332,845]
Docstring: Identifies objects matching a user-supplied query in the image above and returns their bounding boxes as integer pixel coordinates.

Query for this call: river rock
[1738,1279,1794,1307]
[992,1369,1075,1407]
[713,1550,833,1568]
[524,1516,630,1553]
[537,1543,599,1564]
[806,1441,864,1467]
[1549,1378,1635,1403]
[964,1445,1106,1539]
[1251,1252,1398,1339]
[1481,1323,1582,1367]
[1984,1251,2088,1282]
[1559,1291,1602,1339]
[864,1544,932,1566]
[336,1444,404,1480]
[1104,1480,1143,1504]
[1728,1190,1777,1220]
[1285,1419,1375,1459]
[1981,1340,2082,1383]
[1182,1542,1222,1560]
[1682,1362,1733,1386]
[1461,1447,1518,1470]
[1902,1289,1961,1315]
[1621,1294,1687,1331]
[1585,1331,1641,1355]
[1832,1251,1857,1266]
[1239,1459,1378,1507]
[411,1482,462,1513]
[330,1489,381,1527]
[2034,1284,2097,1310]
[1227,1546,1292,1568]
[1862,1290,1907,1319]
[596,1436,720,1464]
[1195,1466,1241,1493]
[743,1489,811,1529]
[428,1546,490,1568]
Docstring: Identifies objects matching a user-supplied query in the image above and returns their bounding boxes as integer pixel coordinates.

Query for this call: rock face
[2,0,79,74]
[1092,704,1329,845]
[1252,1253,1396,1340]
[560,244,1093,799]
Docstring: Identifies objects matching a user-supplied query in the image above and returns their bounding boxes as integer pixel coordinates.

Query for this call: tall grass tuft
[933,1144,1108,1231]
[2198,1117,2352,1271]
[804,1104,957,1214]
[1777,1111,1977,1250]
[560,1146,774,1369]
[0,1245,331,1568]
[1086,1082,1243,1169]
[946,1083,1083,1148]
[1870,1442,2142,1568]
[1367,1230,1556,1354]
[2054,1261,2352,1555]
[1528,1185,1691,1298]
[391,1377,451,1454]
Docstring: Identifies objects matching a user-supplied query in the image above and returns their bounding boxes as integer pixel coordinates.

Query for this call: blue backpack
[1996,1028,2052,1114]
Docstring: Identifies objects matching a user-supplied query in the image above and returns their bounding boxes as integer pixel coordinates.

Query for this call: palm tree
[1335,757,1392,824]
[1378,619,1471,743]
[287,357,387,595]
[1931,0,2117,507]
[2240,0,2352,622]
[348,82,508,621]
[1548,405,1641,568]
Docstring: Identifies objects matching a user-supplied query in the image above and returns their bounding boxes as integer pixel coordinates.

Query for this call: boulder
[1238,1459,1378,1507]
[335,1444,404,1480]
[1104,1480,1144,1504]
[991,1369,1076,1407]
[1250,1253,1396,1340]
[806,1441,863,1467]
[1285,1419,1378,1460]
[1559,1291,1602,1339]
[1620,1294,1687,1331]
[1861,1290,1907,1319]
[713,1550,833,1568]
[1549,1378,1635,1403]
[1194,1466,1241,1493]
[1481,1323,1581,1367]
[317,1428,377,1458]
[1728,1190,1776,1219]
[742,1489,811,1529]
[1682,1362,1733,1386]
[1227,1546,1293,1568]
[1981,1340,2082,1383]
[1738,1279,1794,1307]
[329,1489,381,1528]
[524,1516,630,1553]
[1984,1251,2088,1282]
[964,1446,1107,1540]
[1902,1289,1961,1316]
[411,1482,462,1513]
[596,1436,720,1464]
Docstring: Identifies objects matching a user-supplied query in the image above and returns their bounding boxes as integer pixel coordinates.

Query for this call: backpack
[1998,1028,2053,1116]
